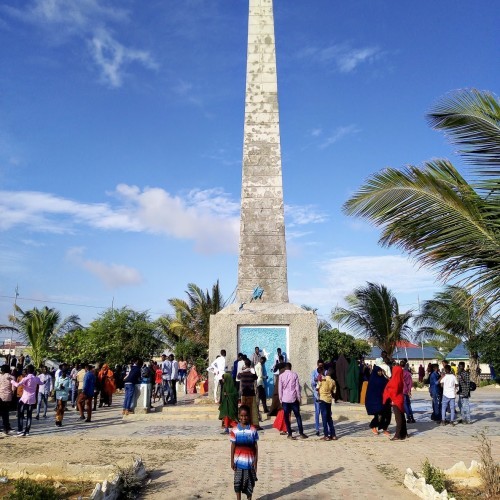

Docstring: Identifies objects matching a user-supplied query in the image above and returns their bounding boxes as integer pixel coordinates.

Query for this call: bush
[6,479,60,500]
[412,381,425,389]
[422,459,448,493]
[476,430,500,498]
[479,379,496,387]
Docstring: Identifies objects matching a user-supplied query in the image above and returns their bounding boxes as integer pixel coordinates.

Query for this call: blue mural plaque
[238,325,288,397]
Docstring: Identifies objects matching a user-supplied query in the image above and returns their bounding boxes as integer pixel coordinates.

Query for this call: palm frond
[427,89,500,173]
[344,161,500,306]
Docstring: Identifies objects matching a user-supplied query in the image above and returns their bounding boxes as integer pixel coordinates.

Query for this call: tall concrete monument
[209,0,318,399]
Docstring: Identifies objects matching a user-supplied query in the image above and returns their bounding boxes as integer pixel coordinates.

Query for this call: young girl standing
[230,405,259,500]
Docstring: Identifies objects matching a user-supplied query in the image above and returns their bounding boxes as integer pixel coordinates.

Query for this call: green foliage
[468,328,500,376]
[416,286,498,382]
[412,381,425,389]
[0,305,81,368]
[422,458,448,493]
[331,283,413,356]
[344,89,500,308]
[318,328,371,361]
[174,338,208,372]
[165,280,226,350]
[6,479,60,500]
[54,308,165,365]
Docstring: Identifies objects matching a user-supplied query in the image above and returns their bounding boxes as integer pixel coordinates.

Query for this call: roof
[366,346,441,361]
[396,341,419,348]
[445,343,469,360]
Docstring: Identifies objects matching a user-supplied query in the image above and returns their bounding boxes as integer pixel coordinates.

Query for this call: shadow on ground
[257,467,344,499]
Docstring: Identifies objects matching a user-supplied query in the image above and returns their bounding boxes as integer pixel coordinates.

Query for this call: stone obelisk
[237,0,288,304]
[209,0,318,401]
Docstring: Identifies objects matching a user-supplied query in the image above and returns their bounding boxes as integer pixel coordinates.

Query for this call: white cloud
[2,0,156,87]
[285,204,328,227]
[290,255,439,310]
[298,43,383,73]
[0,184,240,254]
[310,128,322,137]
[90,29,158,88]
[319,125,359,149]
[67,247,143,288]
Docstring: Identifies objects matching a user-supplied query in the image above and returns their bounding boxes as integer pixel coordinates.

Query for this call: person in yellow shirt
[317,367,337,441]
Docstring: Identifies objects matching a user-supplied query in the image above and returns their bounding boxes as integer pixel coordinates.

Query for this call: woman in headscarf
[98,364,116,407]
[383,365,408,440]
[186,365,200,394]
[346,358,360,403]
[365,365,390,435]
[335,355,349,401]
[219,373,239,434]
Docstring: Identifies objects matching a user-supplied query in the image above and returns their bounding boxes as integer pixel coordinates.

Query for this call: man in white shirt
[208,350,226,403]
[35,366,52,419]
[440,365,458,426]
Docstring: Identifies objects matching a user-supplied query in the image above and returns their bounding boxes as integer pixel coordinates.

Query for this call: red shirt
[155,369,163,384]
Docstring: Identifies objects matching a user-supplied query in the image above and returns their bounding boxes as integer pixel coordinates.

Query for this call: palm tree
[415,286,498,382]
[160,281,227,350]
[331,282,413,356]
[0,305,81,368]
[343,89,500,308]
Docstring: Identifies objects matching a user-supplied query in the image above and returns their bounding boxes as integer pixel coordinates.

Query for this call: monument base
[209,302,318,403]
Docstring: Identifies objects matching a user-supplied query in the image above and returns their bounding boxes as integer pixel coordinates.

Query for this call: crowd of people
[215,347,478,499]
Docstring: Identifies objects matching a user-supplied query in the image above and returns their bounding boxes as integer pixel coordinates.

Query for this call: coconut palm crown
[344,89,500,308]
[331,282,413,356]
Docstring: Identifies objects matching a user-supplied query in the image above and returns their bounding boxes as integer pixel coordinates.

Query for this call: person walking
[317,367,337,440]
[77,364,96,423]
[278,363,308,440]
[35,366,52,420]
[55,368,71,427]
[209,350,226,403]
[11,365,46,437]
[382,365,408,440]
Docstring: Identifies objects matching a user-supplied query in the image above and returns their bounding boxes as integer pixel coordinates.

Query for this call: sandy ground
[1,387,498,499]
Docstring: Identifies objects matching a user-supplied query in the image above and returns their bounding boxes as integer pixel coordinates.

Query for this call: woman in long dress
[218,373,238,434]
[383,365,408,440]
[365,365,390,435]
[98,364,116,407]
[186,366,200,394]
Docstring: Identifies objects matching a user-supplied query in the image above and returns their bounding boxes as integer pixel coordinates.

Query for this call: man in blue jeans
[429,363,442,422]
[123,359,141,416]
[311,360,325,436]
[278,363,308,440]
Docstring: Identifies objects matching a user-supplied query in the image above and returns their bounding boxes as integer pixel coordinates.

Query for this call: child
[230,405,259,500]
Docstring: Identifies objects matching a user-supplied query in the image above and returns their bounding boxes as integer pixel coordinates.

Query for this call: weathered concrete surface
[237,0,288,304]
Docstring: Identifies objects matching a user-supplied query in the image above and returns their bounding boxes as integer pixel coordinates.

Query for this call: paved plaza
[2,387,499,499]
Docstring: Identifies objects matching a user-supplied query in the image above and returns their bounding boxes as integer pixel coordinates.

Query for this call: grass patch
[422,459,448,493]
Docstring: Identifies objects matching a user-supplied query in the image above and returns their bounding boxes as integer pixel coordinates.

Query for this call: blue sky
[0,0,498,332]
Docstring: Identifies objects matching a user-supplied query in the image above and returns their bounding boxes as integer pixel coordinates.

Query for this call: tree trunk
[469,352,480,384]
